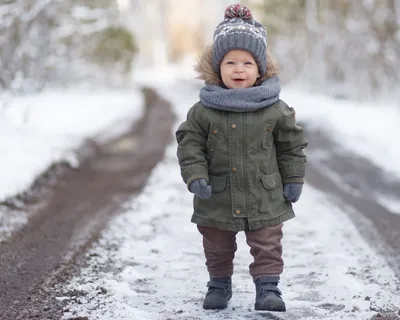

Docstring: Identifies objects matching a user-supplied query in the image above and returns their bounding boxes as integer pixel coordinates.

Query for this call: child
[175,3,307,312]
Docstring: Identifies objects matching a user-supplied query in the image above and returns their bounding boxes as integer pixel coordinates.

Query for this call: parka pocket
[260,172,281,189]
[260,172,282,200]
[259,172,284,214]
[209,176,228,193]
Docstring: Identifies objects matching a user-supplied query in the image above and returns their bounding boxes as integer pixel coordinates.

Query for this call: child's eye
[226,61,234,65]
[244,61,253,65]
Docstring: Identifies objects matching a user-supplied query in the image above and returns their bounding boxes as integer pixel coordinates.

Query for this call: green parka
[176,48,308,231]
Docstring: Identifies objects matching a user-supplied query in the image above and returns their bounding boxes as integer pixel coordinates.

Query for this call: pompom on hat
[212,4,267,75]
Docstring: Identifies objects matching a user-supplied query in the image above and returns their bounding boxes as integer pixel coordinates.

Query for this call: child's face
[220,50,260,89]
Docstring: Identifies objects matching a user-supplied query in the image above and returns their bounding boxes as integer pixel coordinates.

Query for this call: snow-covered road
[0,89,144,242]
[61,83,400,320]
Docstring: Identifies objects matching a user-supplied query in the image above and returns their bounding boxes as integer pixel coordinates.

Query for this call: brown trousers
[197,224,283,278]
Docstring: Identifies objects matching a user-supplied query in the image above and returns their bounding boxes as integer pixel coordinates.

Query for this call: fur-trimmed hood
[195,46,280,86]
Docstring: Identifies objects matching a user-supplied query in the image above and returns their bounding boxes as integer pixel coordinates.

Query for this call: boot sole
[254,302,286,312]
[203,304,228,310]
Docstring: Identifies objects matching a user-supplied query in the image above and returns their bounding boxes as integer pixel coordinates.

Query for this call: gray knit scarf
[199,76,281,112]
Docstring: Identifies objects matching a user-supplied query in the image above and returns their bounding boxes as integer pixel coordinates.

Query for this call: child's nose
[234,65,244,72]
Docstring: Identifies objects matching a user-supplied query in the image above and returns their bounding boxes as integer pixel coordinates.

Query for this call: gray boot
[254,275,286,312]
[202,276,232,310]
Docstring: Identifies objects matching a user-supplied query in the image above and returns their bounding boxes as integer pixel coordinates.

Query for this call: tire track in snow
[0,88,175,320]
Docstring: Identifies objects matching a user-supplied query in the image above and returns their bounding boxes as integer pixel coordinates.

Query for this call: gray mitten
[189,178,212,199]
[283,183,303,203]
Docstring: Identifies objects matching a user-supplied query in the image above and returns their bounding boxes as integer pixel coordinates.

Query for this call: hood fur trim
[195,46,279,86]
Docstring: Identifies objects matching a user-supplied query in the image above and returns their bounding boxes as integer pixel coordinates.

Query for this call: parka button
[231,124,236,129]
[235,210,241,215]
[212,129,218,134]
[232,167,237,173]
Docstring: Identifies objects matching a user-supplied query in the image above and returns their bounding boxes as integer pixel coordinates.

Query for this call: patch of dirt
[0,87,175,320]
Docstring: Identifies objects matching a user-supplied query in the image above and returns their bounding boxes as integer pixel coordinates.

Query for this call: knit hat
[212,4,267,75]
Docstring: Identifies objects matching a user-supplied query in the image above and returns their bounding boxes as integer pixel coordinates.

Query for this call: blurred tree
[247,0,400,101]
[0,1,54,93]
[0,0,137,94]
[88,25,137,74]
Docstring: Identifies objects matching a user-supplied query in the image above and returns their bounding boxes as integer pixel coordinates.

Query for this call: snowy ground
[1,64,399,319]
[0,88,144,240]
[59,78,400,320]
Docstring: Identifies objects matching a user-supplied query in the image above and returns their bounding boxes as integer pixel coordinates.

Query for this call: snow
[0,87,144,240]
[281,87,400,181]
[59,70,400,319]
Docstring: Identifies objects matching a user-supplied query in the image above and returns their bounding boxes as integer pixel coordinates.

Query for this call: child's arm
[176,104,209,190]
[273,101,308,184]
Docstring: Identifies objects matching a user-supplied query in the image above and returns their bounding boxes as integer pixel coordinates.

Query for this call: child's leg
[197,225,237,310]
[197,225,238,276]
[244,224,283,277]
[245,224,286,311]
